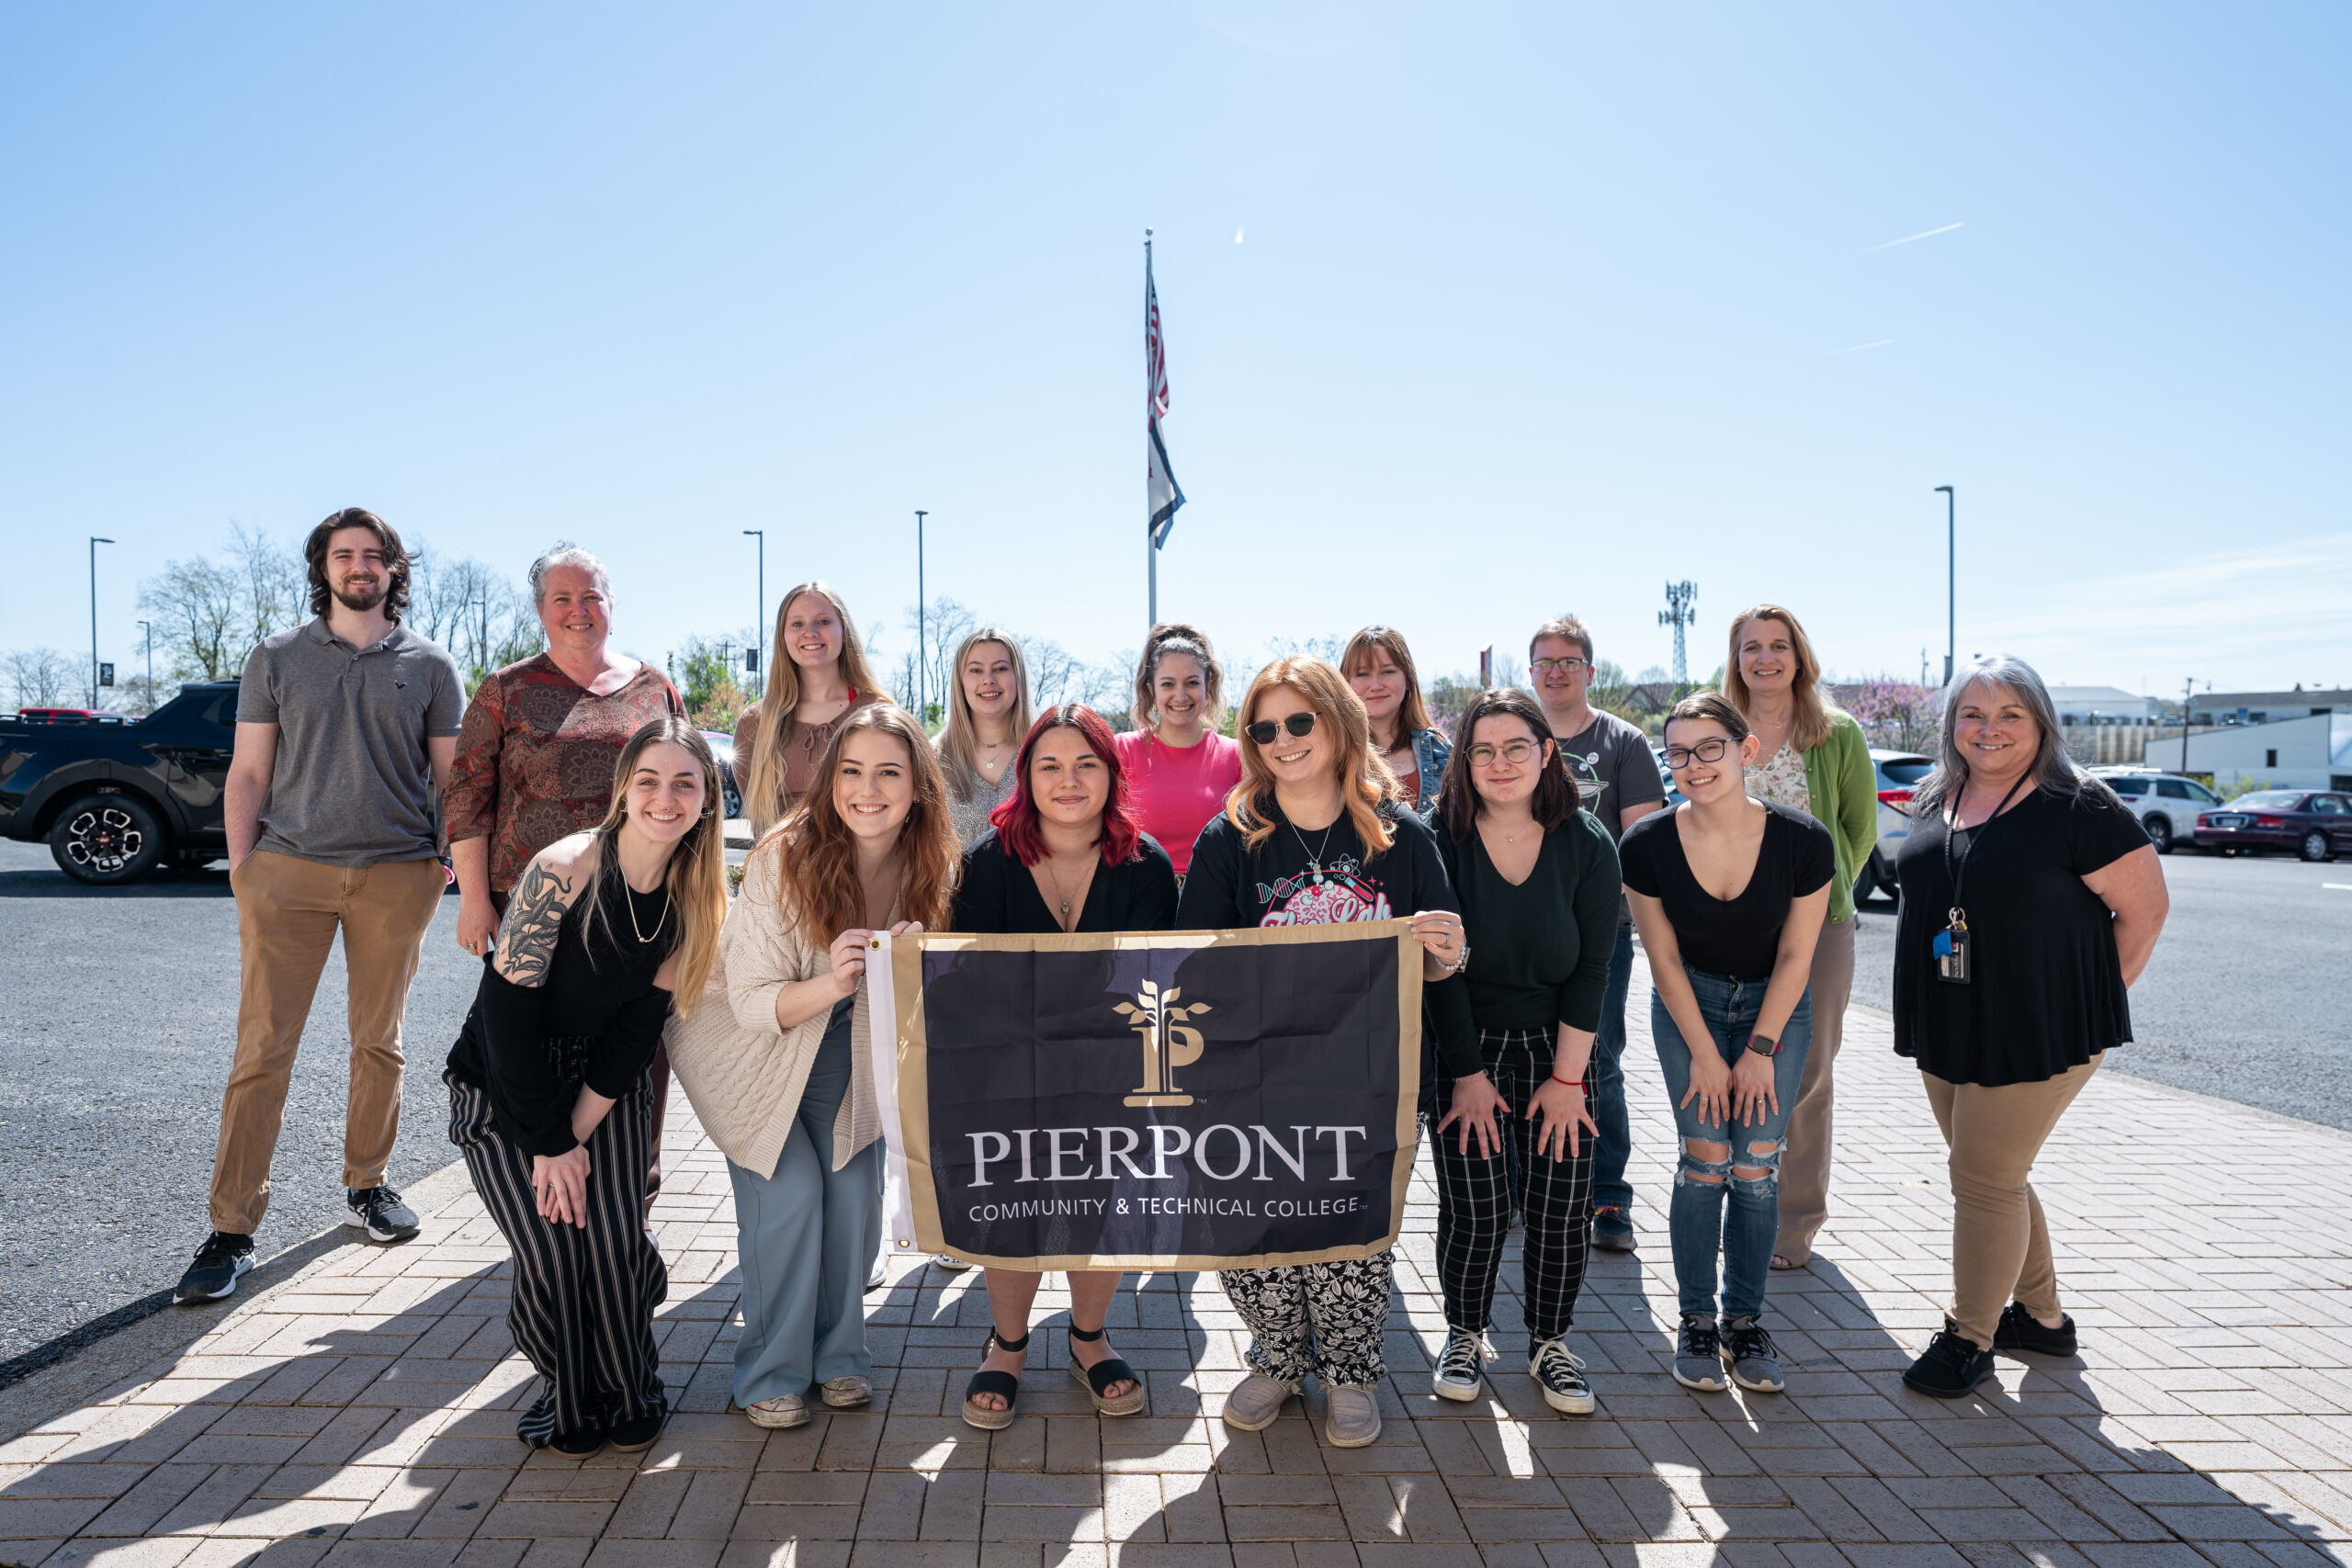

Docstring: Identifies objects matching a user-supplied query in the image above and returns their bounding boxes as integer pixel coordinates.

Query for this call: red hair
[989,705,1144,867]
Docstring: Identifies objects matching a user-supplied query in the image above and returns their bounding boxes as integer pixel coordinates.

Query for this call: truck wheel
[50,793,167,884]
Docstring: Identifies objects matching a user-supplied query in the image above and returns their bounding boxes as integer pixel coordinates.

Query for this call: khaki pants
[1923,1054,2101,1348]
[211,851,445,1234]
[1774,911,1855,1265]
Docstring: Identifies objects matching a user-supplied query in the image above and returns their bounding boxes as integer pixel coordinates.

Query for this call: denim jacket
[1408,727,1452,810]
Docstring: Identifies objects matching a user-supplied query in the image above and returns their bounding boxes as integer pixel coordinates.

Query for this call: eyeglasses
[1244,712,1319,746]
[1661,737,1735,769]
[1465,739,1540,769]
[1529,656,1591,676]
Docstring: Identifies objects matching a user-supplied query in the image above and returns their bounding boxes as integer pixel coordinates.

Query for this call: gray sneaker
[1672,1314,1726,1392]
[1720,1314,1784,1393]
[1221,1372,1298,1432]
[345,1187,419,1243]
[1323,1385,1381,1448]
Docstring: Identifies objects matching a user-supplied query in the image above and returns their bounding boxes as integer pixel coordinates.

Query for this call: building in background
[2045,686,2166,766]
[2143,713,2352,794]
[2186,688,2352,728]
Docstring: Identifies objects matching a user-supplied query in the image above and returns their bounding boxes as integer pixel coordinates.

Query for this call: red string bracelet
[1549,1073,1582,1089]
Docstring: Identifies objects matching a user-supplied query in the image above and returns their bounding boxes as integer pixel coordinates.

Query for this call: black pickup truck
[0,682,239,883]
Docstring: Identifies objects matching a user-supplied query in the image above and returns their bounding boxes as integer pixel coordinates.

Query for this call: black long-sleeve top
[445,876,677,1156]
[1430,807,1623,1041]
[950,828,1181,934]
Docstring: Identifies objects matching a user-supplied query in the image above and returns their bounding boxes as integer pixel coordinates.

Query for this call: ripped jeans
[1652,966,1812,1320]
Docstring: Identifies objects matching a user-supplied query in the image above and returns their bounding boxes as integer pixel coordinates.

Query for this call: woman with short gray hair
[1893,655,2168,1397]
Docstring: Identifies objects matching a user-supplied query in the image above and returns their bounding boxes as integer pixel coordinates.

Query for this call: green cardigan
[1804,709,1879,924]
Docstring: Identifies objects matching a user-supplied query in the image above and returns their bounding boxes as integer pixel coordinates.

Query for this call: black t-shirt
[949,829,1180,935]
[1618,802,1835,981]
[1893,786,2147,1087]
[1176,796,1459,931]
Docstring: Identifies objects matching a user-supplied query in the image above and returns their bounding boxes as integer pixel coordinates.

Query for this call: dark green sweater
[1425,807,1623,1077]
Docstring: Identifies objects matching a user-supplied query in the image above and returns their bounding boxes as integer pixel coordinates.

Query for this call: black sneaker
[548,1427,605,1458]
[1591,1205,1636,1251]
[174,1232,255,1303]
[345,1186,421,1243]
[1992,1302,2078,1357]
[1903,1320,1997,1398]
[1671,1314,1725,1392]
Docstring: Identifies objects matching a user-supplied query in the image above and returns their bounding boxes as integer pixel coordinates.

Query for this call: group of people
[176,504,2168,1461]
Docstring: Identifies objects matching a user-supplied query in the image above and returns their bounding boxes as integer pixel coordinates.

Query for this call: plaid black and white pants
[447,1067,669,1446]
[1426,1028,1596,1346]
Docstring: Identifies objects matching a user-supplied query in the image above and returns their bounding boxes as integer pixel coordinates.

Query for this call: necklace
[627,879,671,944]
[1039,854,1086,922]
[1289,817,1339,883]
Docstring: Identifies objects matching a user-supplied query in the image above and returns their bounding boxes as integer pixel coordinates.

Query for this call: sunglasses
[1244,712,1320,746]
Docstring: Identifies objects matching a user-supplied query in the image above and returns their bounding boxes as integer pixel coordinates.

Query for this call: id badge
[1933,920,1972,985]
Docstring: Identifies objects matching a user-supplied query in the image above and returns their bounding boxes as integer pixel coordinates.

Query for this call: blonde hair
[1225,656,1401,858]
[935,628,1033,801]
[580,717,730,1019]
[758,704,959,950]
[1340,626,1434,750]
[1131,623,1226,730]
[1723,604,1834,751]
[744,581,886,834]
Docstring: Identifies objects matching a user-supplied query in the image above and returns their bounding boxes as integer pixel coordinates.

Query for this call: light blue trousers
[727,1003,882,1406]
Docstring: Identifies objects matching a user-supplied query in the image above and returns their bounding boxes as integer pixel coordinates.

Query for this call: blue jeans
[1651,966,1812,1320]
[1589,924,1638,1213]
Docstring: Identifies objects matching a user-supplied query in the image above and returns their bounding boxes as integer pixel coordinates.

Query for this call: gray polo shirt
[238,618,467,866]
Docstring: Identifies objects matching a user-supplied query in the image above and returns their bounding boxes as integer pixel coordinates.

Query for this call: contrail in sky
[1868,221,1963,251]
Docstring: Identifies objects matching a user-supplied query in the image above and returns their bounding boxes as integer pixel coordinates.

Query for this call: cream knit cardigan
[662,847,885,1181]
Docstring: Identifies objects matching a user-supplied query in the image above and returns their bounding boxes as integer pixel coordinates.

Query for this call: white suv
[2090,767,2221,854]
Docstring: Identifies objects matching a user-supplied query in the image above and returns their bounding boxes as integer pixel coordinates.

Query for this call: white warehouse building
[2142,713,2352,794]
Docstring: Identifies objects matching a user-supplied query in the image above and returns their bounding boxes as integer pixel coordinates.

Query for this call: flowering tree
[1841,679,1942,752]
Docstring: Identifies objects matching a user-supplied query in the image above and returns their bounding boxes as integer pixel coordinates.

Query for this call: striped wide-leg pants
[447,1070,669,1446]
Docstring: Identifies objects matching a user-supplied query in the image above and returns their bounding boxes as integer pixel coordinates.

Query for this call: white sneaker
[866,1255,887,1290]
[745,1394,808,1428]
[1324,1385,1382,1448]
[932,1253,970,1272]
[1220,1372,1298,1431]
[820,1375,871,1407]
[1430,1330,1487,1402]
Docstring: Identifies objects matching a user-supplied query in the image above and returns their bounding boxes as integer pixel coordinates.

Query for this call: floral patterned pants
[1216,1252,1393,1389]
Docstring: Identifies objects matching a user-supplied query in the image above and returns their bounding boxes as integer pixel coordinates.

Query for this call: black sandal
[961,1329,1029,1431]
[1066,1324,1145,1416]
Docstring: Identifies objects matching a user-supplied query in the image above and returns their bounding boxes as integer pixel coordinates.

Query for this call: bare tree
[231,522,306,655]
[409,543,543,686]
[4,648,78,711]
[138,554,243,680]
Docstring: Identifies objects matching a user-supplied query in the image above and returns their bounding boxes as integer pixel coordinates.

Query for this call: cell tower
[1659,581,1698,688]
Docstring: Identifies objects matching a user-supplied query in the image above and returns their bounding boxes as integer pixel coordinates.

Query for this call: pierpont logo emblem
[1115,978,1212,1108]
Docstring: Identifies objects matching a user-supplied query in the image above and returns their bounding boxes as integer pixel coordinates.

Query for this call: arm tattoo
[494,862,572,988]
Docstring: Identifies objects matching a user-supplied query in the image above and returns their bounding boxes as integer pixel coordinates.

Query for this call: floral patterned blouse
[1749,741,1813,817]
[445,655,685,895]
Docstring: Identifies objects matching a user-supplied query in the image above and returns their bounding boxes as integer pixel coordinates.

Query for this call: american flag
[1147,242,1185,547]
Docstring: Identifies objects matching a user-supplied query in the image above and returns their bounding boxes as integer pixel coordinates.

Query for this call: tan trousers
[212,851,445,1234]
[1923,1054,2102,1349]
[1773,911,1855,1265]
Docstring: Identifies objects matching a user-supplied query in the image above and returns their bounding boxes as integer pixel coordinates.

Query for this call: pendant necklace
[627,879,671,944]
[1042,856,1081,923]
[1290,818,1339,884]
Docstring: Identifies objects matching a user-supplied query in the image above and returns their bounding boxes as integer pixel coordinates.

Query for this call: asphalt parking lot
[1852,846,2351,1132]
[0,833,2340,1369]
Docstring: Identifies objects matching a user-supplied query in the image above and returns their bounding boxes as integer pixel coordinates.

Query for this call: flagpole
[1145,229,1158,633]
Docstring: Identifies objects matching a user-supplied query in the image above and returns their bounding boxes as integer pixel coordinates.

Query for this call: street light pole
[137,619,153,715]
[88,536,114,707]
[741,530,764,692]
[2181,676,2198,775]
[914,510,929,726]
[1933,486,1955,685]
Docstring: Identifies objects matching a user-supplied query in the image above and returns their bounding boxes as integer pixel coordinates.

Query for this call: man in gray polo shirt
[175,508,468,1304]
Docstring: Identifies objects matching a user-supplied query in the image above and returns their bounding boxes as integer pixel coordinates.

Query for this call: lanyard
[1940,773,2033,926]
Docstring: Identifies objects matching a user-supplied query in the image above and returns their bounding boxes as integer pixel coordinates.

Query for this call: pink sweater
[1113,729,1243,875]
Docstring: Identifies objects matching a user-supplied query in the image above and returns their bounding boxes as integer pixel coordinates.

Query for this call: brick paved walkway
[6,965,2349,1568]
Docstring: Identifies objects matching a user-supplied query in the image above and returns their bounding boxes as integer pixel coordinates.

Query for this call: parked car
[2088,767,2223,854]
[0,682,238,883]
[701,729,743,822]
[10,707,133,726]
[1646,743,1932,904]
[2194,789,2351,862]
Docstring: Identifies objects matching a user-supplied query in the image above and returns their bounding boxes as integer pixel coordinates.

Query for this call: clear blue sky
[4,2,2347,698]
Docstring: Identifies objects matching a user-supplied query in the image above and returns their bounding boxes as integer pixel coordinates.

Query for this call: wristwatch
[1745,1032,1780,1058]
